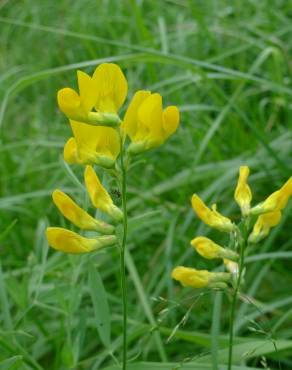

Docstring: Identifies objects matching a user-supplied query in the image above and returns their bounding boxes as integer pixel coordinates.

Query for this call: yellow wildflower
[46,227,117,254]
[122,90,180,153]
[69,123,120,168]
[84,165,123,222]
[234,166,252,216]
[52,189,114,234]
[249,210,282,243]
[250,177,292,215]
[58,63,127,168]
[172,266,231,289]
[191,236,238,261]
[57,63,127,124]
[191,194,235,233]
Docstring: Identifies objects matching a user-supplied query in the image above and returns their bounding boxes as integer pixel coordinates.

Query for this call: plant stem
[120,144,128,370]
[227,231,246,370]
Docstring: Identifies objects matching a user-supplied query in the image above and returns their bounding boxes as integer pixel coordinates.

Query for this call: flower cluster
[46,63,180,254]
[58,63,180,168]
[172,166,292,290]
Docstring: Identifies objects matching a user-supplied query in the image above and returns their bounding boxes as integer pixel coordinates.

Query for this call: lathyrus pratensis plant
[172,166,291,369]
[46,63,180,369]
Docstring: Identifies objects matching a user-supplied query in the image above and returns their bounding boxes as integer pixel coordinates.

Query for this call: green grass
[0,0,292,369]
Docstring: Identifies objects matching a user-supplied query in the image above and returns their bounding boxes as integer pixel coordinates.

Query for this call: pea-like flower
[52,189,114,234]
[250,177,292,215]
[58,63,127,168]
[84,165,123,222]
[249,210,282,243]
[121,90,180,154]
[46,166,122,254]
[191,236,238,261]
[234,166,252,216]
[46,228,117,254]
[191,194,235,233]
[172,266,231,289]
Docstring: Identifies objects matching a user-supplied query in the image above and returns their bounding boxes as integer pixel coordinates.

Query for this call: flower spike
[172,266,231,289]
[46,227,117,254]
[52,189,115,234]
[191,236,238,261]
[234,166,252,216]
[84,166,123,222]
[191,194,235,233]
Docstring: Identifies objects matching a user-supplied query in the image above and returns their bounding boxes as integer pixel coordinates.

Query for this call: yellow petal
[63,137,85,164]
[70,120,120,168]
[46,227,117,254]
[77,70,97,112]
[251,177,292,215]
[249,210,282,243]
[84,166,123,221]
[57,88,86,121]
[162,105,180,139]
[172,266,210,288]
[171,266,231,289]
[92,63,128,113]
[121,90,151,140]
[234,166,252,216]
[137,93,164,145]
[191,194,235,233]
[52,189,114,234]
[191,236,238,261]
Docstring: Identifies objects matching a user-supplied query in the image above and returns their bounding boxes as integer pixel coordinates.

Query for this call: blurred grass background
[0,0,291,369]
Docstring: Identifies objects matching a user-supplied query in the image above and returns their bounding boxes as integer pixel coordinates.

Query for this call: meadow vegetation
[0,1,291,369]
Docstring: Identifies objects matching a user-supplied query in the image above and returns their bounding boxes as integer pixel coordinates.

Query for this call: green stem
[227,231,246,370]
[120,144,128,370]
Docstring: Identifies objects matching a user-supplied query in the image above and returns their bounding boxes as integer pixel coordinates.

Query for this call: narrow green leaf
[198,339,292,364]
[88,262,111,348]
[102,362,259,370]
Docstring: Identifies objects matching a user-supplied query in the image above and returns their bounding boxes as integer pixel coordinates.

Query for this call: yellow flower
[84,165,123,222]
[58,63,127,168]
[171,266,231,289]
[46,227,117,254]
[191,194,235,233]
[234,166,252,216]
[57,63,127,123]
[52,189,115,234]
[121,90,180,153]
[250,177,292,215]
[69,122,120,168]
[249,210,282,243]
[191,236,238,261]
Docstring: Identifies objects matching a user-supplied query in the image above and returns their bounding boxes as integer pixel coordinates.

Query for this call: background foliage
[0,0,291,369]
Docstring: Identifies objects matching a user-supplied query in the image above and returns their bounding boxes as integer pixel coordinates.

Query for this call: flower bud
[234,166,252,216]
[46,227,117,254]
[250,177,292,215]
[192,194,235,233]
[171,266,231,289]
[52,190,115,234]
[84,166,123,222]
[191,236,238,261]
[249,210,281,243]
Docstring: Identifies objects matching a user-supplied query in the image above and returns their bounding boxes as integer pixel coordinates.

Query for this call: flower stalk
[119,134,129,370]
[227,225,247,370]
